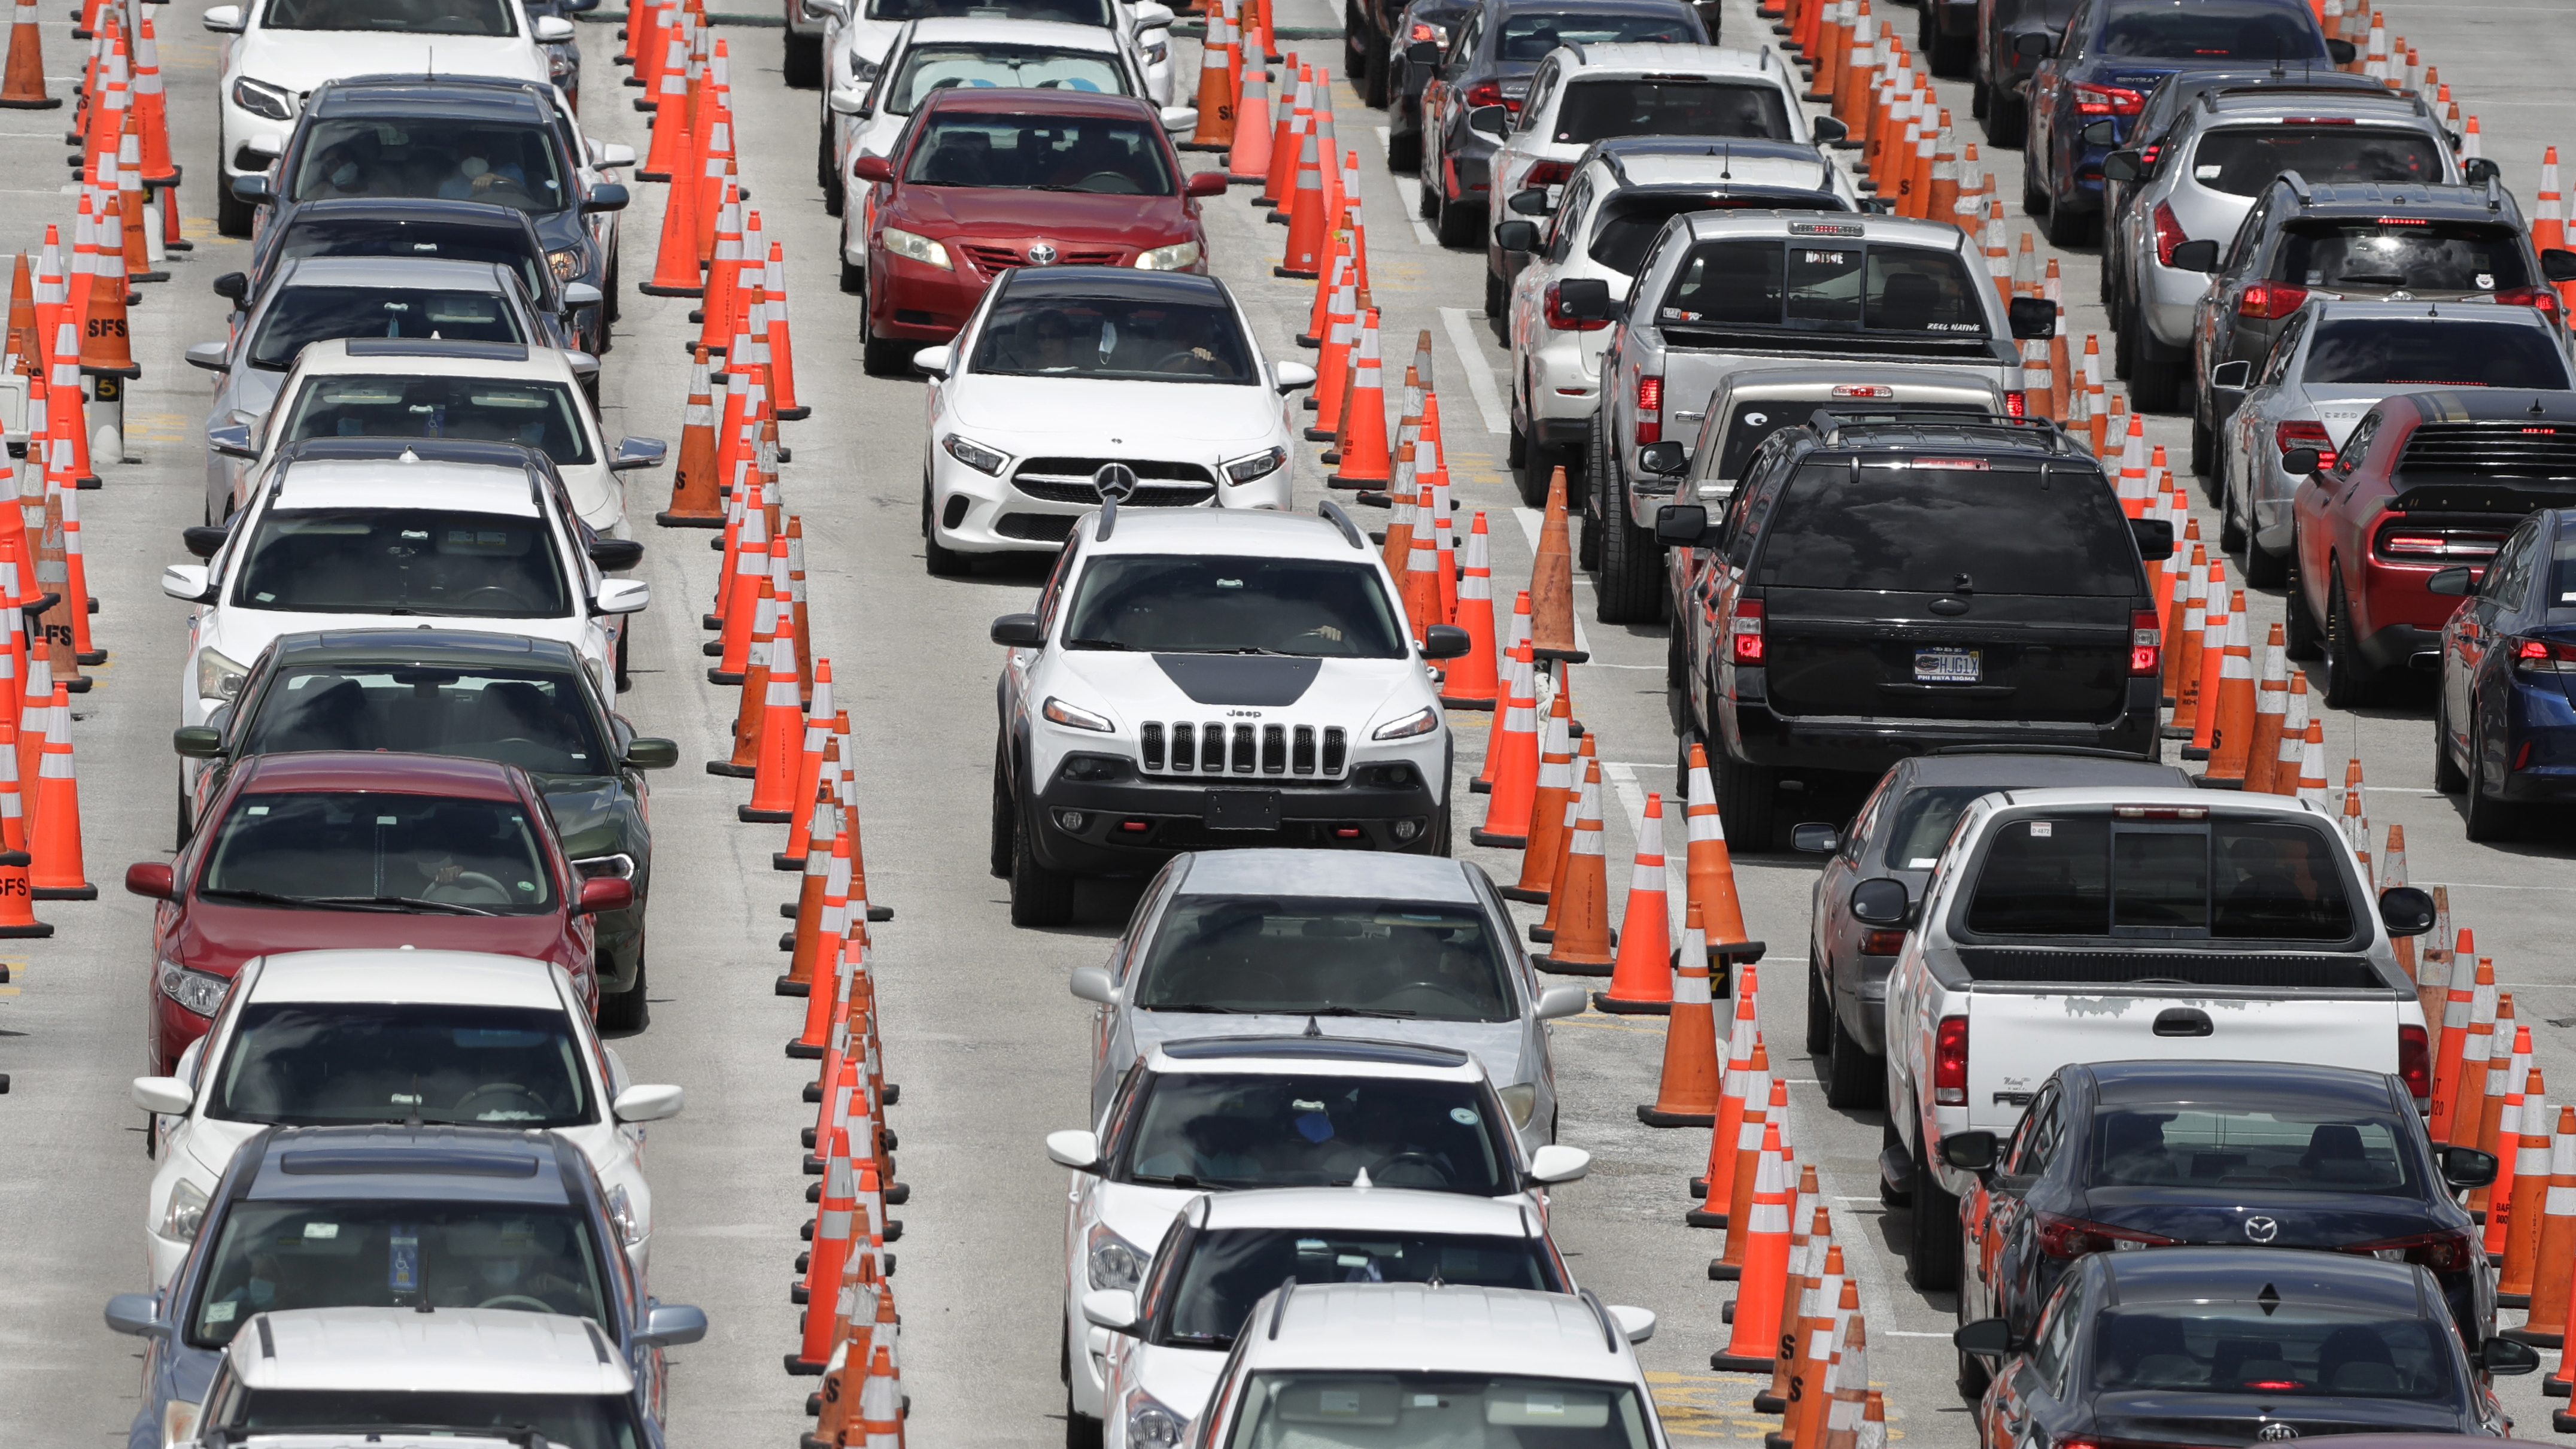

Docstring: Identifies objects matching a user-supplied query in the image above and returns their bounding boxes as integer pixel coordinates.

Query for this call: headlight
[1125,1390,1188,1449]
[573,853,637,881]
[195,646,248,702]
[881,226,952,271]
[1372,706,1439,741]
[1222,445,1287,485]
[1132,240,1202,271]
[1044,696,1115,733]
[159,960,230,1018]
[162,1395,203,1449]
[605,1183,644,1245]
[942,433,1008,476]
[549,248,584,284]
[1086,1223,1147,1289]
[230,77,293,121]
[1497,1083,1538,1128]
[162,1178,211,1243]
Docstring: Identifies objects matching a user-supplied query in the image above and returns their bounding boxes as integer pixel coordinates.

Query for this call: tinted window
[884,44,1128,111]
[292,120,566,214]
[234,1391,639,1449]
[233,508,572,619]
[868,0,1107,17]
[241,664,609,774]
[209,1002,592,1129]
[2091,1106,2413,1192]
[2189,126,2443,196]
[1884,784,1994,869]
[1226,1374,1651,1448]
[1755,460,2140,595]
[1123,1072,1511,1194]
[2093,1307,2455,1398]
[2096,1,2323,59]
[971,293,1248,381]
[2547,533,2576,613]
[904,114,1173,194]
[1134,895,1514,1021]
[2302,318,2570,390]
[201,790,557,912]
[278,374,593,464]
[189,1202,607,1346]
[1159,1229,1557,1345]
[1662,241,1988,335]
[247,285,525,370]
[1965,816,2357,939]
[262,0,514,34]
[1497,10,1693,58]
[1589,195,1837,275]
[1551,79,1791,144]
[1712,399,1986,484]
[2279,220,2531,291]
[274,221,548,302]
[1064,556,1408,657]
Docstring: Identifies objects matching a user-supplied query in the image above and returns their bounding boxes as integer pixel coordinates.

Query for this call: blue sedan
[2432,506,2576,841]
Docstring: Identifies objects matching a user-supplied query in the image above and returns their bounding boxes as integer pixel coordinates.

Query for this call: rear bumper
[1721,673,2164,775]
[2358,619,2443,674]
[1029,773,1443,876]
[2496,684,2576,802]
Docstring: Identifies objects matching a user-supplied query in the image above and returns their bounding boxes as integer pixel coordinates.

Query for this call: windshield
[232,1392,639,1449]
[248,285,527,371]
[1965,816,2358,940]
[209,1002,593,1129]
[2097,1,2323,59]
[1124,1072,1511,1195]
[883,44,1129,112]
[233,508,572,619]
[1706,399,1985,484]
[1159,1229,1559,1347]
[2189,127,2443,196]
[1499,11,1693,58]
[1064,555,1409,657]
[2092,1306,2455,1399]
[291,120,565,215]
[971,294,1249,381]
[242,665,610,775]
[275,221,549,303]
[2278,220,2531,291]
[868,0,1108,17]
[2090,1105,2414,1192]
[278,375,593,465]
[1134,896,1515,1021]
[1224,1373,1654,1447]
[906,114,1173,193]
[1756,460,2143,595]
[189,1202,607,1347]
[2303,318,2571,390]
[202,790,557,913]
[1663,240,1989,335]
[1885,784,1995,869]
[261,0,516,34]
[1553,80,1790,144]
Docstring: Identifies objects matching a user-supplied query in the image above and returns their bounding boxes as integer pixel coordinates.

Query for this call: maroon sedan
[848,87,1226,375]
[124,752,630,1075]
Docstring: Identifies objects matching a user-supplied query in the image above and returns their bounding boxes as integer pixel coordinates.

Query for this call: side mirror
[1940,1130,2000,1172]
[533,14,576,41]
[1954,1317,2019,1359]
[1273,360,1317,392]
[593,141,637,169]
[1652,503,1709,546]
[104,1293,165,1338]
[1849,877,1910,927]
[207,424,257,460]
[2100,148,2141,183]
[1790,822,1839,854]
[1507,187,1552,217]
[1131,1,1175,25]
[1606,1305,1655,1344]
[171,727,224,760]
[850,152,894,184]
[1526,1143,1590,1186]
[593,578,651,615]
[2543,250,2576,285]
[132,1076,195,1116]
[634,1304,708,1349]
[2465,156,2503,189]
[1421,624,1472,661]
[2441,1145,2499,1191]
[2007,296,2056,340]
[1068,965,1117,1004]
[2325,37,2356,64]
[612,1083,685,1123]
[201,3,245,30]
[182,525,231,560]
[564,351,601,378]
[622,737,679,770]
[1809,114,1847,144]
[212,272,251,304]
[1493,219,1539,253]
[2011,31,2053,59]
[2082,120,2121,147]
[588,538,646,572]
[2480,1336,2542,1376]
[830,88,875,119]
[798,0,849,19]
[186,341,230,373]
[1553,277,1612,322]
[230,173,274,206]
[560,282,604,313]
[577,876,635,915]
[1046,1128,1103,1171]
[1184,171,1229,198]
[162,564,216,603]
[2378,884,2437,937]
[1158,106,1199,133]
[1635,441,1687,477]
[1405,39,1439,62]
[2167,238,2220,273]
[2130,517,2175,561]
[1081,1289,1139,1333]
[124,862,178,901]
[2208,359,2252,392]
[1535,983,1587,1020]
[609,436,667,473]
[991,612,1046,648]
[2278,447,2321,476]
[2426,566,2474,597]
[912,345,953,377]
[1466,105,1509,138]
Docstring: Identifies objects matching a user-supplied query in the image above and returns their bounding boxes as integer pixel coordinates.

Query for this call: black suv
[2180,175,2575,473]
[1660,412,2173,847]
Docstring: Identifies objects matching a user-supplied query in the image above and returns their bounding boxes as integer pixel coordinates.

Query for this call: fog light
[1392,819,1421,842]
[1056,810,1087,832]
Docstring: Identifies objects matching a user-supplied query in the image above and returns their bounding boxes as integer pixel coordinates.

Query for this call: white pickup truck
[1872,786,2437,1289]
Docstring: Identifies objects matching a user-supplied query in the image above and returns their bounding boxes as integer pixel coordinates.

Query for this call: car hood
[1131,1340,1229,1426]
[2294,385,2406,448]
[238,28,551,88]
[1128,1011,1527,1095]
[171,898,575,979]
[888,185,1189,248]
[2088,1390,2474,1442]
[949,375,1279,445]
[2078,1186,2463,1250]
[1049,651,1425,727]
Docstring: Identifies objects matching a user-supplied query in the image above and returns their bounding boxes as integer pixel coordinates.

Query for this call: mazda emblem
[2243,1216,2280,1244]
[1026,243,1059,265]
[2256,1423,2298,1440]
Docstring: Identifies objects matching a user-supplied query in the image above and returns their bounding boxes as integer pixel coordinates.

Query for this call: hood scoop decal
[1152,653,1322,706]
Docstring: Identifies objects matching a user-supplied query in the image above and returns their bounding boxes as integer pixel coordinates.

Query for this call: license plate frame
[1204,790,1282,831]
[1913,646,1982,684]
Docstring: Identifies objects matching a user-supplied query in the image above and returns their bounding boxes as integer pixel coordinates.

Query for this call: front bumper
[1721,673,2163,775]
[928,446,1290,556]
[867,251,992,341]
[1028,772,1443,876]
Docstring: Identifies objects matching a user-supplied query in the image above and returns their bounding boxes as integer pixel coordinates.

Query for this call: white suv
[987,504,1471,927]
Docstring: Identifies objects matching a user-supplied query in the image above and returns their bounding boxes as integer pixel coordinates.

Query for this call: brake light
[2398,1023,2429,1102]
[2495,285,2562,319]
[1522,159,1575,189]
[2274,418,2335,470]
[2511,637,2576,673]
[1728,597,1764,665]
[1464,80,1520,114]
[2004,390,2027,417]
[1832,384,1892,399]
[2377,524,2501,561]
[2283,117,2356,124]
[2239,282,2310,320]
[1933,1014,1967,1106]
[2034,1211,2180,1259]
[1860,929,1907,956]
[1543,282,1609,332]
[2152,202,2188,267]
[2130,609,2161,676]
[2071,83,2143,117]
[2343,1227,2479,1274]
[1635,374,1663,445]
[2113,806,2207,819]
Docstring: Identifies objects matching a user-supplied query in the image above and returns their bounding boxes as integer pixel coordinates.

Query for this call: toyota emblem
[2243,1216,2280,1244]
[2256,1423,2298,1441]
[1026,243,1059,266]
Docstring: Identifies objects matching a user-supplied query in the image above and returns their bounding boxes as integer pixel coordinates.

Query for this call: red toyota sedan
[849,87,1226,375]
[124,752,630,1075]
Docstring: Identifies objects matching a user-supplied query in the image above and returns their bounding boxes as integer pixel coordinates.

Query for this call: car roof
[271,457,543,517]
[1676,210,1963,248]
[1969,784,2332,818]
[2380,387,2576,424]
[245,1125,573,1205]
[245,949,569,1010]
[1242,1284,1638,1380]
[233,750,531,800]
[1802,415,2095,459]
[274,436,558,476]
[1712,364,2003,398]
[1901,752,2194,789]
[2282,178,2511,217]
[2098,1246,2431,1311]
[2200,84,2431,123]
[2302,299,2560,330]
[226,1307,633,1396]
[1588,143,1837,195]
[999,266,1231,305]
[1197,1186,1543,1235]
[905,16,1123,47]
[268,628,583,670]
[1496,0,1691,17]
[2076,1058,2401,1112]
[1174,849,1483,904]
[1146,1035,1481,1080]
[1554,41,1766,74]
[1079,506,1383,563]
[288,335,566,379]
[272,256,521,292]
[312,77,551,123]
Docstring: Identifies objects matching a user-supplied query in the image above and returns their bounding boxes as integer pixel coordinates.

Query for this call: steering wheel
[454,585,535,610]
[455,1081,551,1118]
[431,870,514,906]
[1074,170,1143,193]
[475,1293,556,1312]
[1371,1151,1452,1184]
[1142,348,1213,373]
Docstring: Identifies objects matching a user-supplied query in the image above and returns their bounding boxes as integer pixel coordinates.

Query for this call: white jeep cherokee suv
[989,503,1471,927]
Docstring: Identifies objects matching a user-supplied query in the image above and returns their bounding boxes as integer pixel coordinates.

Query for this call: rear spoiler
[2388,482,2576,515]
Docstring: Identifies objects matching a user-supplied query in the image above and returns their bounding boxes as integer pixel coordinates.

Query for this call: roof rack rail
[1317,499,1366,548]
[1268,1277,1298,1339]
[1577,1288,1621,1353]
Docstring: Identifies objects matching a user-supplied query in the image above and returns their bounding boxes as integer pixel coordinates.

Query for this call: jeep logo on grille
[1227,709,1263,718]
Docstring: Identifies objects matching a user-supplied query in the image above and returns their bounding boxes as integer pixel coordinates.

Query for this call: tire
[175,773,193,850]
[863,332,915,376]
[991,739,1016,877]
[2432,695,2468,795]
[2189,412,2215,477]
[2238,497,2289,589]
[2042,190,2097,248]
[1920,4,1973,77]
[1593,449,1663,624]
[1824,992,1883,1110]
[1010,804,1078,928]
[604,256,622,324]
[2020,148,2048,218]
[598,952,648,1032]
[1578,415,1608,572]
[841,258,865,295]
[1805,954,1833,1054]
[1387,128,1421,172]
[1908,1129,1964,1291]
[2322,575,2380,709]
[1956,1288,1995,1395]
[1423,788,1454,857]
[2463,703,2522,843]
[782,29,822,88]
[1711,739,1776,853]
[1417,150,1442,218]
[1514,452,1551,507]
[1485,266,1506,336]
[215,145,255,238]
[1064,1387,1103,1449]
[1358,35,1391,109]
[1667,620,1688,691]
[1433,177,1483,248]
[922,476,971,577]
[2284,560,2323,661]
[1982,83,2025,149]
[1970,73,1990,119]
[821,123,846,217]
[2129,341,2183,412]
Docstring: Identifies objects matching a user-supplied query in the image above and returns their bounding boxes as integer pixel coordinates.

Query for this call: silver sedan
[1070,849,1585,1160]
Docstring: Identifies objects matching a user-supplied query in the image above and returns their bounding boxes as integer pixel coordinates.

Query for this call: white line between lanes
[1435,306,1510,434]
[1374,127,1442,247]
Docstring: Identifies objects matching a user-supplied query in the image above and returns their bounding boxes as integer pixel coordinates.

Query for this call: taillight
[1634,373,1663,445]
[2034,1211,2180,1259]
[2344,1227,2479,1274]
[2238,282,2310,320]
[2003,390,2027,417]
[1464,80,1520,114]
[1728,597,1764,665]
[2152,202,2188,267]
[2071,83,2143,117]
[1521,159,1574,190]
[2375,523,2502,562]
[2510,637,2576,673]
[2398,1023,2430,1102]
[2274,418,2335,470]
[1860,929,1907,956]
[1543,282,1608,332]
[2130,609,2160,676]
[2495,285,2562,320]
[1933,1014,1967,1107]
[1832,384,1892,399]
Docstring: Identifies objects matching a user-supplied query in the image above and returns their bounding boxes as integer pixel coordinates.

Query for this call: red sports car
[124,751,630,1074]
[848,87,1225,375]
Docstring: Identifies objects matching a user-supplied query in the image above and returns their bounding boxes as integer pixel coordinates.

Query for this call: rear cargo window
[1552,79,1791,145]
[1660,241,1988,335]
[2277,220,2529,291]
[2304,318,2571,390]
[1754,461,2140,595]
[2188,126,2443,196]
[1590,193,1840,275]
[1966,817,2357,941]
[1709,399,1988,483]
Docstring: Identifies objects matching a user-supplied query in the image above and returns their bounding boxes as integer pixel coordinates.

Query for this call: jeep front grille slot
[1292,725,1317,774]
[1139,722,1165,771]
[1230,724,1257,773]
[1261,725,1287,774]
[1322,727,1348,775]
[1134,721,1350,779]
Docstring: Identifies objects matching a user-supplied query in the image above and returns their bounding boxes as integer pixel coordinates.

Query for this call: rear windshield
[2091,1105,2414,1193]
[1964,816,2359,941]
[1755,460,2141,596]
[249,284,526,370]
[1590,193,1841,275]
[1707,398,1987,483]
[241,664,609,775]
[1499,11,1694,59]
[1156,1228,1559,1347]
[1133,895,1514,1021]
[1122,1072,1511,1195]
[867,0,1108,17]
[2097,1,2323,60]
[2303,318,2571,390]
[2278,219,2530,291]
[2189,126,2444,196]
[2091,1307,2454,1399]
[274,221,548,303]
[1662,240,1988,335]
[1551,79,1791,144]
[280,373,593,465]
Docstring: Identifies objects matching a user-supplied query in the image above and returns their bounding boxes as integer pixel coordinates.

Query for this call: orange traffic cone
[2243,624,2288,794]
[1178,7,1236,150]
[0,712,45,938]
[776,668,839,871]
[1595,794,1674,1014]
[28,681,87,898]
[1325,309,1391,487]
[2517,1103,2576,1347]
[1691,967,1760,1214]
[1710,1119,1795,1371]
[1277,124,1327,277]
[1713,1066,1782,1278]
[1532,755,1613,974]
[0,0,53,108]
[1440,512,1500,708]
[1682,742,1751,946]
[1475,607,1529,792]
[1503,687,1574,905]
[657,345,724,525]
[1816,1301,1869,1449]
[1227,43,1272,183]
[853,1344,902,1444]
[763,241,807,420]
[2200,594,2255,780]
[1641,904,1723,1125]
[792,1128,859,1371]
[1471,646,1541,847]
[2429,942,2484,1143]
[744,608,807,822]
[640,122,706,296]
[2505,1067,2554,1302]
[1398,478,1442,642]
[2482,1024,2532,1232]
[709,486,770,676]
[779,791,843,997]
[1530,467,1586,663]
[1259,62,1307,207]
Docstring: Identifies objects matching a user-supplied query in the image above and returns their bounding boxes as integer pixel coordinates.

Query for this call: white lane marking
[1578,663,1663,669]
[1603,760,1688,938]
[1375,126,1442,247]
[1435,306,1510,435]
[1506,507,1593,659]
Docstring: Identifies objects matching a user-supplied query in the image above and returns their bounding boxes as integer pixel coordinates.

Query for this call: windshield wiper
[1062,637,1137,651]
[1307,1006,1421,1019]
[1125,1171,1206,1188]
[196,886,329,909]
[296,894,503,916]
[1141,1003,1268,1013]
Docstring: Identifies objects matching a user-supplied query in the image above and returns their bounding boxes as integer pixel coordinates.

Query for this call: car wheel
[1485,267,1506,336]
[1805,952,1833,1054]
[1908,1129,1964,1291]
[783,29,822,88]
[2129,341,2183,412]
[861,325,914,377]
[1433,177,1483,248]
[922,476,971,577]
[1417,147,1442,218]
[2188,413,2216,479]
[1667,618,1688,691]
[991,739,1017,878]
[2020,145,2048,217]
[2464,702,2522,843]
[1970,72,1990,119]
[1921,8,1973,76]
[1955,1287,1995,1395]
[2322,575,2379,709]
[1593,449,1663,624]
[2042,190,2096,248]
[2237,487,2288,588]
[1578,415,1608,570]
[215,142,255,238]
[1065,1386,1104,1449]
[2283,564,2323,661]
[1508,397,1530,467]
[604,254,622,324]
[2432,694,2468,794]
[1824,989,1883,1110]
[1981,82,2025,148]
[1359,37,1391,109]
[1387,126,1421,172]
[821,127,846,217]
[1010,804,1078,928]
[598,950,648,1032]
[840,256,864,294]
[1711,739,1776,853]
[1422,788,1454,857]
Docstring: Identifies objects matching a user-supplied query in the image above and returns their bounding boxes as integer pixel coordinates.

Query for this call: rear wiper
[297,894,502,916]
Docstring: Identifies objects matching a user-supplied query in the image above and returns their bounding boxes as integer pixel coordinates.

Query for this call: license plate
[1204,791,1281,831]
[1914,646,1981,684]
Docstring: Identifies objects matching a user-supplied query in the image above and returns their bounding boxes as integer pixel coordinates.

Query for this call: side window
[1101,1061,1150,1147]
[1726,443,1801,568]
[2222,193,2271,272]
[2028,1271,2089,1386]
[1548,177,1593,260]
[1629,223,1678,303]
[2006,1086,2062,1176]
[2261,311,2307,384]
[1845,772,1896,864]
[2488,524,2541,609]
[1035,537,1081,634]
[1445,14,1479,68]
[2335,411,2380,478]
[1518,64,1556,132]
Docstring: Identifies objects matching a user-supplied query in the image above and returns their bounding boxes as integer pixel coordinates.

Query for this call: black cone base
[1593,993,1670,1015]
[1638,1105,1714,1127]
